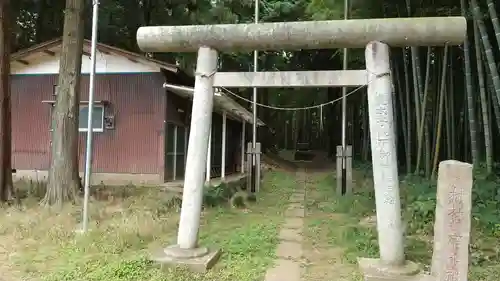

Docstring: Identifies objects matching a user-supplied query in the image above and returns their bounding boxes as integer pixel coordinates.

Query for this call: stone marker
[430,160,472,281]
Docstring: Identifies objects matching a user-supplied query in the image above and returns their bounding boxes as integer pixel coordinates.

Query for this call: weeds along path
[301,170,364,281]
[264,170,306,281]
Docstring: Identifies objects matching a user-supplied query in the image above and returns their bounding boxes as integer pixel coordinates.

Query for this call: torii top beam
[136,17,466,53]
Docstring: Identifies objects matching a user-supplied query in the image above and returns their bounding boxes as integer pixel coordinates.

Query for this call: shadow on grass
[0,170,298,281]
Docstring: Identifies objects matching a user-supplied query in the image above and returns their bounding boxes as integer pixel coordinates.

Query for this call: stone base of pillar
[358,258,426,281]
[151,244,222,273]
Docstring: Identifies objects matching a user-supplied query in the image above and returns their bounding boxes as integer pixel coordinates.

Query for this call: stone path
[264,171,306,281]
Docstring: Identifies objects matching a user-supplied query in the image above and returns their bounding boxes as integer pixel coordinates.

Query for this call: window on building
[165,123,188,181]
[50,104,105,132]
[78,105,105,132]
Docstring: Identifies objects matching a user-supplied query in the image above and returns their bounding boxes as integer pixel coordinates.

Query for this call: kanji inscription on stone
[431,160,472,281]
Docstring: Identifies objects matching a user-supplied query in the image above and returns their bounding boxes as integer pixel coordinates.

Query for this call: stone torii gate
[136,17,466,278]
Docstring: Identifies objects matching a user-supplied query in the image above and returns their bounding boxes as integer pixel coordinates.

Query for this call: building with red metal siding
[10,39,263,186]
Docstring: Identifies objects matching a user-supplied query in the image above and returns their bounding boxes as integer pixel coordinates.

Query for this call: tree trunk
[42,0,85,206]
[473,21,493,173]
[485,0,500,51]
[415,47,431,175]
[444,48,452,158]
[462,0,479,166]
[471,0,500,124]
[402,48,412,173]
[431,46,448,178]
[0,0,13,202]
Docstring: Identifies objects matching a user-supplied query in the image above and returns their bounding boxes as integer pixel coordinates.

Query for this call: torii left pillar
[150,46,221,272]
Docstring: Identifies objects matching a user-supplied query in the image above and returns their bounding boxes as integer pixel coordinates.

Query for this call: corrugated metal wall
[11,72,166,175]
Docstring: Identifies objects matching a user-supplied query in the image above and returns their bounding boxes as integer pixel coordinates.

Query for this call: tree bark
[461,0,479,166]
[42,0,85,206]
[0,0,13,202]
[473,21,493,173]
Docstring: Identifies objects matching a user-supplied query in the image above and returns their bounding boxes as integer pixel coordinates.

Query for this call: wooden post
[346,145,352,194]
[336,145,352,195]
[221,111,226,180]
[241,121,245,173]
[173,126,178,181]
[336,145,343,195]
[246,142,253,191]
[255,142,261,192]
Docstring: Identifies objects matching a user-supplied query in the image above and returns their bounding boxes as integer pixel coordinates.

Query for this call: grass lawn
[0,170,298,281]
[303,168,500,281]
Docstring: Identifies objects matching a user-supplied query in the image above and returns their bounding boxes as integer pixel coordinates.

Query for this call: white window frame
[49,104,105,133]
[78,104,105,132]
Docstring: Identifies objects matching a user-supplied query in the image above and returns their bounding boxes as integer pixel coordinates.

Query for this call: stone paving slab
[276,241,303,260]
[285,207,305,218]
[279,228,303,242]
[289,195,305,203]
[264,259,302,281]
[287,203,304,209]
[283,218,304,229]
[264,171,307,281]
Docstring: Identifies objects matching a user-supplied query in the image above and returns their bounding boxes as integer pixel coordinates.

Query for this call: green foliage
[203,182,234,207]
[202,178,255,208]
[306,167,500,280]
[401,169,500,268]
[402,169,500,237]
[2,171,297,281]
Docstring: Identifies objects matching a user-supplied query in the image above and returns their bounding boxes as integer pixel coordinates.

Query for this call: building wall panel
[11,72,166,175]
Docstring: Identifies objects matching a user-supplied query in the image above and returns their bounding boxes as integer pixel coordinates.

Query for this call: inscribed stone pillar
[358,41,422,281]
[431,160,472,281]
[364,41,405,265]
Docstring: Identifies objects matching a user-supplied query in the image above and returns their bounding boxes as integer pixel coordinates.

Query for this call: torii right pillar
[357,41,422,280]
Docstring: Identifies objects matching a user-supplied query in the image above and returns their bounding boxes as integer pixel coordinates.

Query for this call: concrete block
[151,245,222,273]
[358,258,421,281]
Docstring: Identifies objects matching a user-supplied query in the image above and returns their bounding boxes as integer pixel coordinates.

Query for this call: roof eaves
[11,37,179,73]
